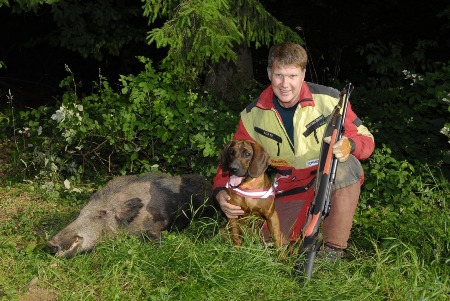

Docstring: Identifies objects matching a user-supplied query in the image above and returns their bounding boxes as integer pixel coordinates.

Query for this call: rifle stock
[298,83,354,280]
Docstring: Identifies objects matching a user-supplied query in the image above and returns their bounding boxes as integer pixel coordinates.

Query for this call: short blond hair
[268,42,308,70]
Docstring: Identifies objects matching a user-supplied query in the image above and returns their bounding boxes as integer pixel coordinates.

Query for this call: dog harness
[226,174,276,199]
[226,181,275,198]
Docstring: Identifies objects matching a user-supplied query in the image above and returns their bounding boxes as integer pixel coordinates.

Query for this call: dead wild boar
[47,172,217,258]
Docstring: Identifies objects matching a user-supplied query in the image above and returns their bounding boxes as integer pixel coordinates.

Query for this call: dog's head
[220,140,270,179]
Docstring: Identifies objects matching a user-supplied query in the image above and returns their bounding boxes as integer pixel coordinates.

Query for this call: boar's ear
[115,198,144,225]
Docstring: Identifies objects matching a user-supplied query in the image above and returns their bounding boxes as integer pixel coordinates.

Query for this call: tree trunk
[204,43,255,103]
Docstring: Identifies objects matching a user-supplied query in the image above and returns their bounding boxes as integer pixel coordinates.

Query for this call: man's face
[267,64,306,108]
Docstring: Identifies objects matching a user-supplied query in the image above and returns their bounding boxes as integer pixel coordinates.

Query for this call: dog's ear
[248,141,270,178]
[220,141,233,173]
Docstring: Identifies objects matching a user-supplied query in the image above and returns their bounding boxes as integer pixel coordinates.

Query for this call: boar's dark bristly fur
[47,172,218,258]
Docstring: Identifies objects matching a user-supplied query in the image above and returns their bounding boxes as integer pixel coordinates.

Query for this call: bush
[354,145,449,266]
[2,58,240,183]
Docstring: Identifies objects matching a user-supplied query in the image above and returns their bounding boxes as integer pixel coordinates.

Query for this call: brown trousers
[324,155,363,249]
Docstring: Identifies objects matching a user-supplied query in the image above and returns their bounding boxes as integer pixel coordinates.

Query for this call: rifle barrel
[299,83,354,281]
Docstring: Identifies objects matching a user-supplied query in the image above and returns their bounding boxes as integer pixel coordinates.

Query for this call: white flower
[51,106,67,123]
[64,179,71,189]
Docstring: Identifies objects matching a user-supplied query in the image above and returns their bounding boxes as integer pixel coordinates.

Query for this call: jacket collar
[256,81,315,110]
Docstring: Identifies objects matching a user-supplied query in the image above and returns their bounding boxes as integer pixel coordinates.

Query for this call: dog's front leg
[266,211,282,248]
[228,218,242,247]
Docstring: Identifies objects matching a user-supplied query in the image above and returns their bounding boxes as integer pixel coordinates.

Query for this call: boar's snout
[46,240,61,254]
[47,235,85,258]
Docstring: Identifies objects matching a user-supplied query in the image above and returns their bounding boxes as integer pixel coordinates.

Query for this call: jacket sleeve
[212,118,255,199]
[343,102,375,160]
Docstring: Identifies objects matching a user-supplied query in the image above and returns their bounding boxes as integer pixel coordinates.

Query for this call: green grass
[0,184,449,301]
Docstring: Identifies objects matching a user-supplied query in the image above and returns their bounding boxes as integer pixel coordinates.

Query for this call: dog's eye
[244,151,252,157]
[229,149,235,156]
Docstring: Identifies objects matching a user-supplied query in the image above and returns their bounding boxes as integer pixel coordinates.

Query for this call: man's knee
[333,155,363,190]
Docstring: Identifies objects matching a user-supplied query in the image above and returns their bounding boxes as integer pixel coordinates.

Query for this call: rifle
[297,82,354,280]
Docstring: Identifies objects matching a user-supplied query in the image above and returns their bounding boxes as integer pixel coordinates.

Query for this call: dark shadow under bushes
[351,41,450,179]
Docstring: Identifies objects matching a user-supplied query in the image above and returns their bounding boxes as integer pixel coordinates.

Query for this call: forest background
[0,0,449,180]
[0,0,449,300]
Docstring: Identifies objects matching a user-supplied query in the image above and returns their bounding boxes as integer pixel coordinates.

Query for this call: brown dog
[220,140,282,248]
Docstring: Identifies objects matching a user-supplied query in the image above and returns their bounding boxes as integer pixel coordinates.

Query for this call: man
[213,42,375,258]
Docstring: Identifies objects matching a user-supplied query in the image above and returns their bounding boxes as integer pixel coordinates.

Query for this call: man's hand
[216,190,245,219]
[323,136,353,162]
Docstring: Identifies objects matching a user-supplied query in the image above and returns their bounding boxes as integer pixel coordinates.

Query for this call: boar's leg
[140,205,169,243]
